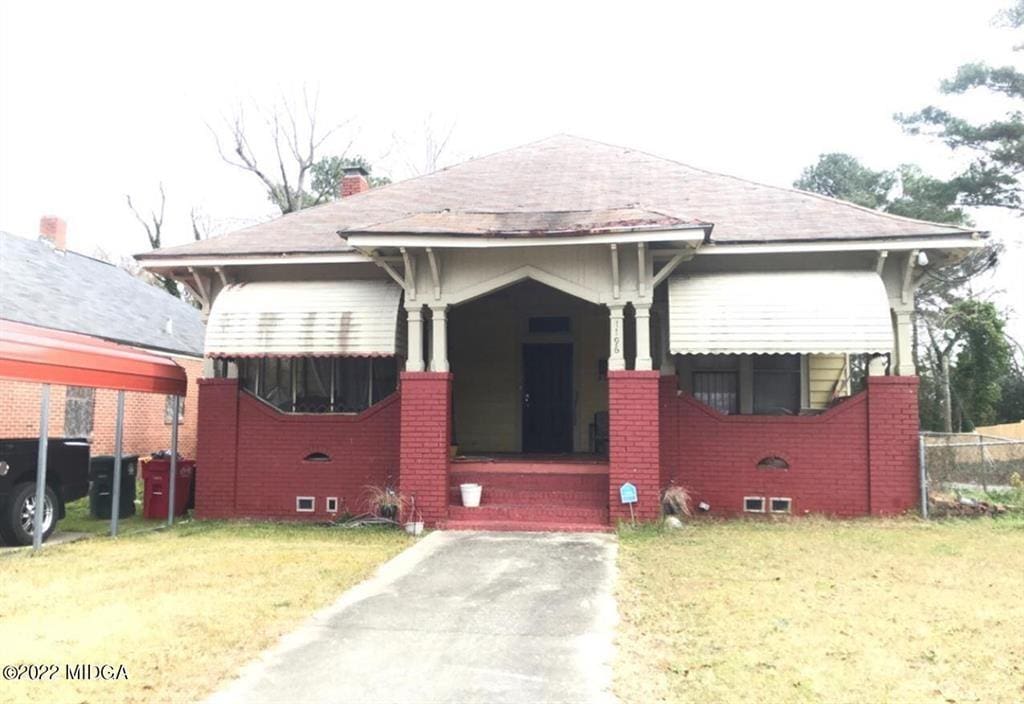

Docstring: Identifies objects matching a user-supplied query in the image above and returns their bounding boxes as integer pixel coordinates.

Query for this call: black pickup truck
[0,438,90,545]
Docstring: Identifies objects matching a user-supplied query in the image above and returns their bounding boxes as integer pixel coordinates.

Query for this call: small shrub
[662,485,693,517]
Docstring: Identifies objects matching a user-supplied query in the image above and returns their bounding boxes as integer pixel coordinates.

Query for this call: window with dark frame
[64,386,95,438]
[693,371,739,415]
[752,354,801,415]
[237,356,398,414]
[164,395,185,424]
[743,496,766,513]
[528,316,571,334]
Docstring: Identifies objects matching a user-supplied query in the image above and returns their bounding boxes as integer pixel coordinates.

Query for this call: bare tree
[190,206,211,241]
[210,89,352,214]
[126,183,179,297]
[392,114,457,176]
[126,183,166,250]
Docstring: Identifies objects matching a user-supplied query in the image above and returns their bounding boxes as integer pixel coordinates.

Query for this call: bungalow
[137,135,983,529]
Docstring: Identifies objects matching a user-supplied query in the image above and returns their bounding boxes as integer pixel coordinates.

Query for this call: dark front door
[522,343,573,453]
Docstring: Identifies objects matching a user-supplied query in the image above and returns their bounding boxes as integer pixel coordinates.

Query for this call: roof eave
[135,251,371,270]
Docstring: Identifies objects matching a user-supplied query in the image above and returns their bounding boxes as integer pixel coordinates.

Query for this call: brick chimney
[39,216,67,250]
[340,166,370,197]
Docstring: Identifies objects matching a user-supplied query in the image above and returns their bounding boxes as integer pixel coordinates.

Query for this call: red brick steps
[450,470,608,493]
[448,504,609,523]
[446,487,606,507]
[445,463,611,532]
[441,519,613,533]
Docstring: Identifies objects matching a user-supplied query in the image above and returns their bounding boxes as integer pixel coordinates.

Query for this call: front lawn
[0,522,411,704]
[615,517,1024,704]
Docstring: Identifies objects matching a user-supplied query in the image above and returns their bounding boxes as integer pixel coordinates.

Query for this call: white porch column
[430,304,449,372]
[608,304,626,371]
[406,306,425,372]
[892,306,915,376]
[634,303,653,371]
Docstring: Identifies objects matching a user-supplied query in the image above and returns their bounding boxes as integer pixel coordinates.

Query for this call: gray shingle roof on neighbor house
[0,231,205,357]
[138,134,975,260]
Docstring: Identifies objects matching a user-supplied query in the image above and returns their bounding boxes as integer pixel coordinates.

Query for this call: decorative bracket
[875,250,888,276]
[637,242,647,299]
[426,247,441,300]
[400,247,417,300]
[651,248,695,288]
[186,267,211,311]
[368,251,407,291]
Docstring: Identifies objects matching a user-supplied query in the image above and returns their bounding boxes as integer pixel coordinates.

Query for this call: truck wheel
[3,483,57,546]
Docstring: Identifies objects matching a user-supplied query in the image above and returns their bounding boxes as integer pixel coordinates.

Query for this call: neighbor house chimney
[340,166,370,197]
[39,216,67,250]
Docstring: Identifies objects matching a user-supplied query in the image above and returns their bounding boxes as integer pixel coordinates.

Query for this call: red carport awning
[0,319,187,396]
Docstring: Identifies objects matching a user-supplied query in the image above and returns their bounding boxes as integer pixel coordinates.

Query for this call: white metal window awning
[667,270,894,355]
[206,279,404,358]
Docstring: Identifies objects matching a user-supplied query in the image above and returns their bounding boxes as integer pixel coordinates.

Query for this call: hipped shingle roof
[139,135,972,259]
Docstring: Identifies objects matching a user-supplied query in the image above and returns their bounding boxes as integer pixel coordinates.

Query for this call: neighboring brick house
[137,135,985,529]
[0,221,204,458]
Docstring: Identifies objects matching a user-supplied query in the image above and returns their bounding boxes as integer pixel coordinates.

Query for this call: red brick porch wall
[608,370,661,522]
[194,378,400,520]
[398,372,452,526]
[659,375,920,517]
[867,376,921,515]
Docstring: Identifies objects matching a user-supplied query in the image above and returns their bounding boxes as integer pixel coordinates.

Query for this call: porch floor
[443,455,611,532]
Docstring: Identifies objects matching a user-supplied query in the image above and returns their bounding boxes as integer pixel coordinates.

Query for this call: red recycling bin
[142,458,195,519]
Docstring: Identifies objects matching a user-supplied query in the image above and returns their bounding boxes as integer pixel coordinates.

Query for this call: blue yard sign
[619,482,638,504]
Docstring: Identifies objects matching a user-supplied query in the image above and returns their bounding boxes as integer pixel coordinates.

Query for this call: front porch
[401,271,661,531]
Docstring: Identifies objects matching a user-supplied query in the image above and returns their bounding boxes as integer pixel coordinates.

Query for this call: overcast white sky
[1,0,1021,338]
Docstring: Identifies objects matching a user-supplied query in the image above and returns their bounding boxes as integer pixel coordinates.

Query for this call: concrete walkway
[207,530,619,704]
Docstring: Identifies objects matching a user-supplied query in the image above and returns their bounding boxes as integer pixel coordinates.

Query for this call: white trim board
[346,228,707,249]
[698,236,984,255]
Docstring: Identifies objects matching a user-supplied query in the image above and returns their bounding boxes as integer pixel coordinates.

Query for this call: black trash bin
[88,455,139,519]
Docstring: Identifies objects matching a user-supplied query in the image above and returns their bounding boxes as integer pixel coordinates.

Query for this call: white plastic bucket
[404,521,424,536]
[460,483,482,508]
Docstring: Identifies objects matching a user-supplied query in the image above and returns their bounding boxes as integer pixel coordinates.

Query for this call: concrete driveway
[206,530,618,704]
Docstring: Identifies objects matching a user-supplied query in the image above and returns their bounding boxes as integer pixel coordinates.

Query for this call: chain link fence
[920,431,1024,518]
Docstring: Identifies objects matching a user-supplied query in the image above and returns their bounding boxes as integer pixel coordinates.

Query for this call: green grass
[0,521,412,704]
[58,483,162,536]
[615,516,1024,704]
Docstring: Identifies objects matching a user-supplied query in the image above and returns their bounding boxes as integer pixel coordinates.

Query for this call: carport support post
[167,396,179,526]
[110,390,125,537]
[32,384,51,552]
